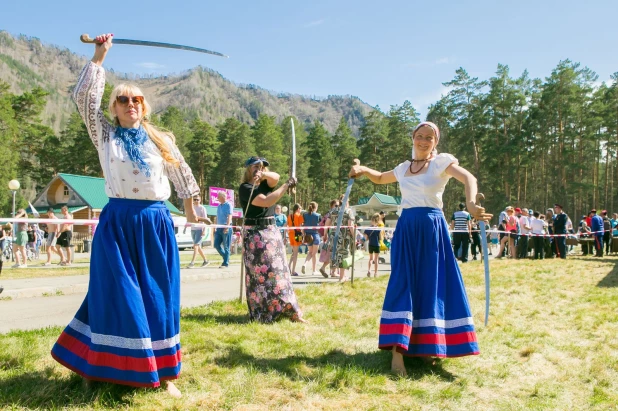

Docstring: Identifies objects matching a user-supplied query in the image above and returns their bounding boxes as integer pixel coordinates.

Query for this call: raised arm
[250,178,296,208]
[73,33,114,148]
[349,160,397,185]
[445,164,492,222]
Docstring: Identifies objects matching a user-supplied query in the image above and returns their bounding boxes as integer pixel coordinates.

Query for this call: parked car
[172,216,212,250]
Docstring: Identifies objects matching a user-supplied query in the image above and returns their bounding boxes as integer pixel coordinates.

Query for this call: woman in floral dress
[239,156,307,323]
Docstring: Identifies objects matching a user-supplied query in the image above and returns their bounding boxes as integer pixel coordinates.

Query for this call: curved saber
[331,159,360,262]
[80,34,229,58]
[476,193,491,326]
[291,118,296,180]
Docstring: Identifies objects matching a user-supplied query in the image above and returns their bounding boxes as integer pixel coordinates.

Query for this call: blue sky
[2,0,618,118]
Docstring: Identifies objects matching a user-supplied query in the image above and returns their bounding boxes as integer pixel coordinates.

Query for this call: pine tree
[187,119,220,198]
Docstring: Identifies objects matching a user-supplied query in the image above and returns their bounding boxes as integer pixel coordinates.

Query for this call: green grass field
[1,256,617,410]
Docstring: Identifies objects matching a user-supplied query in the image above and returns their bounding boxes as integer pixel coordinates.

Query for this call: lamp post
[8,180,19,262]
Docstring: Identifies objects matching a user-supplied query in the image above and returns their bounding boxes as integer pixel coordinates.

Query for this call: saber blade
[291,118,296,179]
[80,34,228,58]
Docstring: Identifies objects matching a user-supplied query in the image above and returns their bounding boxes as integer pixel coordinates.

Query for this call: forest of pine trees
[1,59,617,223]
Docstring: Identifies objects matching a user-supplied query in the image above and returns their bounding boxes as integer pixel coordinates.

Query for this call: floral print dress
[243,225,303,323]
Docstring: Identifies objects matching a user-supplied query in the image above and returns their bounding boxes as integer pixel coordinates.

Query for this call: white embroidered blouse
[392,153,458,210]
[72,62,200,200]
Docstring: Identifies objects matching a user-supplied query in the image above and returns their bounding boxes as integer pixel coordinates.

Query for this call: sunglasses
[116,95,144,106]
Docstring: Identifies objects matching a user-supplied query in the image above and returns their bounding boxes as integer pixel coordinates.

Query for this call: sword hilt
[80,34,99,44]
[476,193,485,207]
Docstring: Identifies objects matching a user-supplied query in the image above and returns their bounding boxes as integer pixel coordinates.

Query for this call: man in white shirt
[516,207,531,259]
[530,211,547,259]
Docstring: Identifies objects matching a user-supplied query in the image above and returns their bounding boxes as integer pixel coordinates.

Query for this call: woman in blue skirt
[349,121,491,376]
[51,34,203,397]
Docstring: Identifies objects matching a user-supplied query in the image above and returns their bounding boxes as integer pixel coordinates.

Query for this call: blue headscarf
[114,125,151,177]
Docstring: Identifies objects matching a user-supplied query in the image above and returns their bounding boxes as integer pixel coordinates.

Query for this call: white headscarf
[411,121,440,159]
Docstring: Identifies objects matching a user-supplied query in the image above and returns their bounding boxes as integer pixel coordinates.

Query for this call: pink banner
[208,187,241,217]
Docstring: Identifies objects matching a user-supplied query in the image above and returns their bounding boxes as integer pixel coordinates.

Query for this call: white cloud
[304,19,325,28]
[134,62,166,70]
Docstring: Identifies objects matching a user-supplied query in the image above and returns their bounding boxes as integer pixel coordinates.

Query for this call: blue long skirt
[378,207,479,357]
[51,198,181,387]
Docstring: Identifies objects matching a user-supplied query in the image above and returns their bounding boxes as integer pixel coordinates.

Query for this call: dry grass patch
[1,256,617,410]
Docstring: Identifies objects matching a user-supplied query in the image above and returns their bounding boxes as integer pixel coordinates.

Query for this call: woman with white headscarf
[349,122,491,376]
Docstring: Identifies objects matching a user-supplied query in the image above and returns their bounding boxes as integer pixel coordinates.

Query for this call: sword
[290,118,296,198]
[331,159,360,263]
[80,34,229,58]
[476,193,491,326]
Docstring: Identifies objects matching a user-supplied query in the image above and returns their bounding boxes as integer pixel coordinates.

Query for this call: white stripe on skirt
[69,318,180,351]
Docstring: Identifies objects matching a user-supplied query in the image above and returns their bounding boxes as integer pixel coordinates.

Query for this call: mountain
[0,31,373,135]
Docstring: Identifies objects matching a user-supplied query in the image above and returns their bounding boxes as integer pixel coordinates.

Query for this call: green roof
[48,173,181,214]
[356,193,401,206]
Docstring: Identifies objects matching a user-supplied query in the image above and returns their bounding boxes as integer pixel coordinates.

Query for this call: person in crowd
[590,209,604,257]
[489,224,499,255]
[545,208,555,258]
[530,211,547,260]
[470,218,483,261]
[329,197,355,283]
[274,204,287,244]
[43,209,63,266]
[26,223,37,261]
[187,195,212,268]
[579,215,592,255]
[364,213,382,277]
[553,204,568,259]
[349,121,490,376]
[318,199,339,278]
[527,209,536,257]
[516,208,531,259]
[214,191,233,268]
[239,156,305,323]
[450,202,472,263]
[56,206,73,266]
[12,209,28,268]
[51,34,200,396]
[601,210,612,255]
[287,203,304,276]
[497,206,517,259]
[301,202,321,275]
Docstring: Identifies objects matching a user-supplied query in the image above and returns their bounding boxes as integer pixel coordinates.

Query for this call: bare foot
[391,348,407,377]
[164,381,182,398]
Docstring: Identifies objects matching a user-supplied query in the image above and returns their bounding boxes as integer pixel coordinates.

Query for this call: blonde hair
[307,202,318,214]
[371,213,380,224]
[109,84,180,168]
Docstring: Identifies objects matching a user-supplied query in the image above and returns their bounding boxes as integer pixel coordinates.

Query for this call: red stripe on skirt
[57,332,180,372]
[379,323,412,336]
[409,331,477,346]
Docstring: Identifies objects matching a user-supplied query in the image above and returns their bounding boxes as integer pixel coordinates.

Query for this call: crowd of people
[449,203,618,261]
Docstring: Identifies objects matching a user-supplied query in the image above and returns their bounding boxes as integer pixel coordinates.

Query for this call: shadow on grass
[214,346,455,382]
[182,312,251,324]
[0,369,139,408]
[598,262,618,288]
